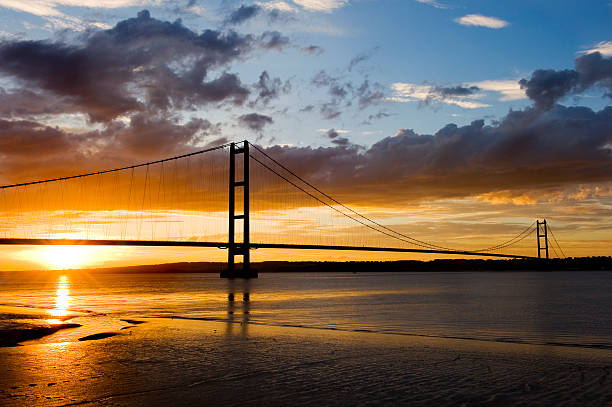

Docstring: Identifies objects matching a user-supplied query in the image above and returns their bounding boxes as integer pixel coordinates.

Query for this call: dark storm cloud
[112,113,219,158]
[0,111,224,183]
[0,89,77,118]
[519,70,579,110]
[225,5,260,25]
[254,105,612,205]
[238,113,273,132]
[519,52,612,110]
[0,119,72,157]
[0,10,290,122]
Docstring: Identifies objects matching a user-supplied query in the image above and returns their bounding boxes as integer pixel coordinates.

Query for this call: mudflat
[1,317,612,406]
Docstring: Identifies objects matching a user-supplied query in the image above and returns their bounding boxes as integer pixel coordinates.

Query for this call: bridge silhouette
[0,140,565,277]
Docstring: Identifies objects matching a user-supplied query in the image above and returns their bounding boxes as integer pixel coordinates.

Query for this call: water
[1,270,612,349]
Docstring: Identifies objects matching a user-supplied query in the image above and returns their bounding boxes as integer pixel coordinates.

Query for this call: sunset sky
[0,0,610,269]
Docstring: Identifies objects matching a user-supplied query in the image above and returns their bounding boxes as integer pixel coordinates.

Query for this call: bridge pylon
[536,219,549,259]
[221,141,257,278]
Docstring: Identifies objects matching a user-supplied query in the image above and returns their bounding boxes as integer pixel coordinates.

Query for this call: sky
[0,0,610,269]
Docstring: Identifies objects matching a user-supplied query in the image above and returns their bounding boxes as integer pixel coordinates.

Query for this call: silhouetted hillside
[26,256,612,273]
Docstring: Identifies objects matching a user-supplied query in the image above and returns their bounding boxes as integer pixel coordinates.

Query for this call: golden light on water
[48,274,70,324]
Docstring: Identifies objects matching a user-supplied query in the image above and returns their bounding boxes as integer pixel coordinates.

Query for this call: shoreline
[0,305,143,347]
[4,304,612,352]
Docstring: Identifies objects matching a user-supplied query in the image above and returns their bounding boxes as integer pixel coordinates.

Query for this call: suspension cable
[547,225,566,258]
[250,142,543,254]
[249,154,447,250]
[549,239,560,259]
[474,222,536,252]
[249,142,455,251]
[0,143,231,189]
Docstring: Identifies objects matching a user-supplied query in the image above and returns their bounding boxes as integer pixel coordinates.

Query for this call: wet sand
[1,316,612,406]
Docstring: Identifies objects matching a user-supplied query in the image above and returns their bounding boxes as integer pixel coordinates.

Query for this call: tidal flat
[2,317,612,406]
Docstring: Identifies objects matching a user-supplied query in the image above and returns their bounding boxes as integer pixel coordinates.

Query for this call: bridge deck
[0,239,537,259]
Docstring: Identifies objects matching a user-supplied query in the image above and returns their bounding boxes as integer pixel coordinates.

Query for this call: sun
[37,246,99,270]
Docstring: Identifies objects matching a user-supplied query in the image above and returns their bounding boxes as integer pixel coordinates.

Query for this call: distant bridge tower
[536,219,549,259]
[221,141,256,278]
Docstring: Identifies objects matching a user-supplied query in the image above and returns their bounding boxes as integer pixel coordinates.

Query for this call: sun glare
[37,246,99,270]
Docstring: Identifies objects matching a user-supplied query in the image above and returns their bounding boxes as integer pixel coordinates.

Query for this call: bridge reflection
[226,279,251,337]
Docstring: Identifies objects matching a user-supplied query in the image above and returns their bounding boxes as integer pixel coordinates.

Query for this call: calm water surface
[1,270,611,348]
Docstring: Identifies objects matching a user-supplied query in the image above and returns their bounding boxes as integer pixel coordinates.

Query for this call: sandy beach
[2,313,612,406]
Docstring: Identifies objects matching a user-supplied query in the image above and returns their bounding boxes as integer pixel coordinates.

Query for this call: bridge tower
[536,219,549,259]
[221,141,257,278]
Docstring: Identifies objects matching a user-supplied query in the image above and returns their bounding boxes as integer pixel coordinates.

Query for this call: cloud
[469,80,527,101]
[318,128,348,134]
[519,52,612,110]
[0,0,153,17]
[322,128,351,146]
[0,88,77,118]
[253,104,612,205]
[238,113,274,132]
[0,11,290,122]
[0,0,149,31]
[292,0,349,12]
[579,41,612,57]
[0,10,294,182]
[414,0,448,9]
[112,113,219,158]
[356,79,385,110]
[519,70,579,110]
[257,1,298,13]
[389,83,490,109]
[320,103,341,120]
[250,70,291,107]
[361,110,392,125]
[301,45,324,55]
[311,70,386,119]
[434,85,480,97]
[348,47,379,72]
[0,111,226,184]
[225,5,261,25]
[259,30,290,50]
[225,3,295,25]
[454,14,509,29]
[0,118,72,157]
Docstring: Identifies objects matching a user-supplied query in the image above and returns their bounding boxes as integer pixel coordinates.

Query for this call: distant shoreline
[2,256,610,274]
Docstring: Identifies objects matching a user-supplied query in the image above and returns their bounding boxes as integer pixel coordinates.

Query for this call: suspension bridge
[0,140,565,277]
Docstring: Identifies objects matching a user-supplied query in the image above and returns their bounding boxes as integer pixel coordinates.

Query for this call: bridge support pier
[536,219,549,259]
[221,141,257,278]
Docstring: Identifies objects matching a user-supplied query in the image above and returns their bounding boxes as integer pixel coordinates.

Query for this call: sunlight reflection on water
[48,274,70,324]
